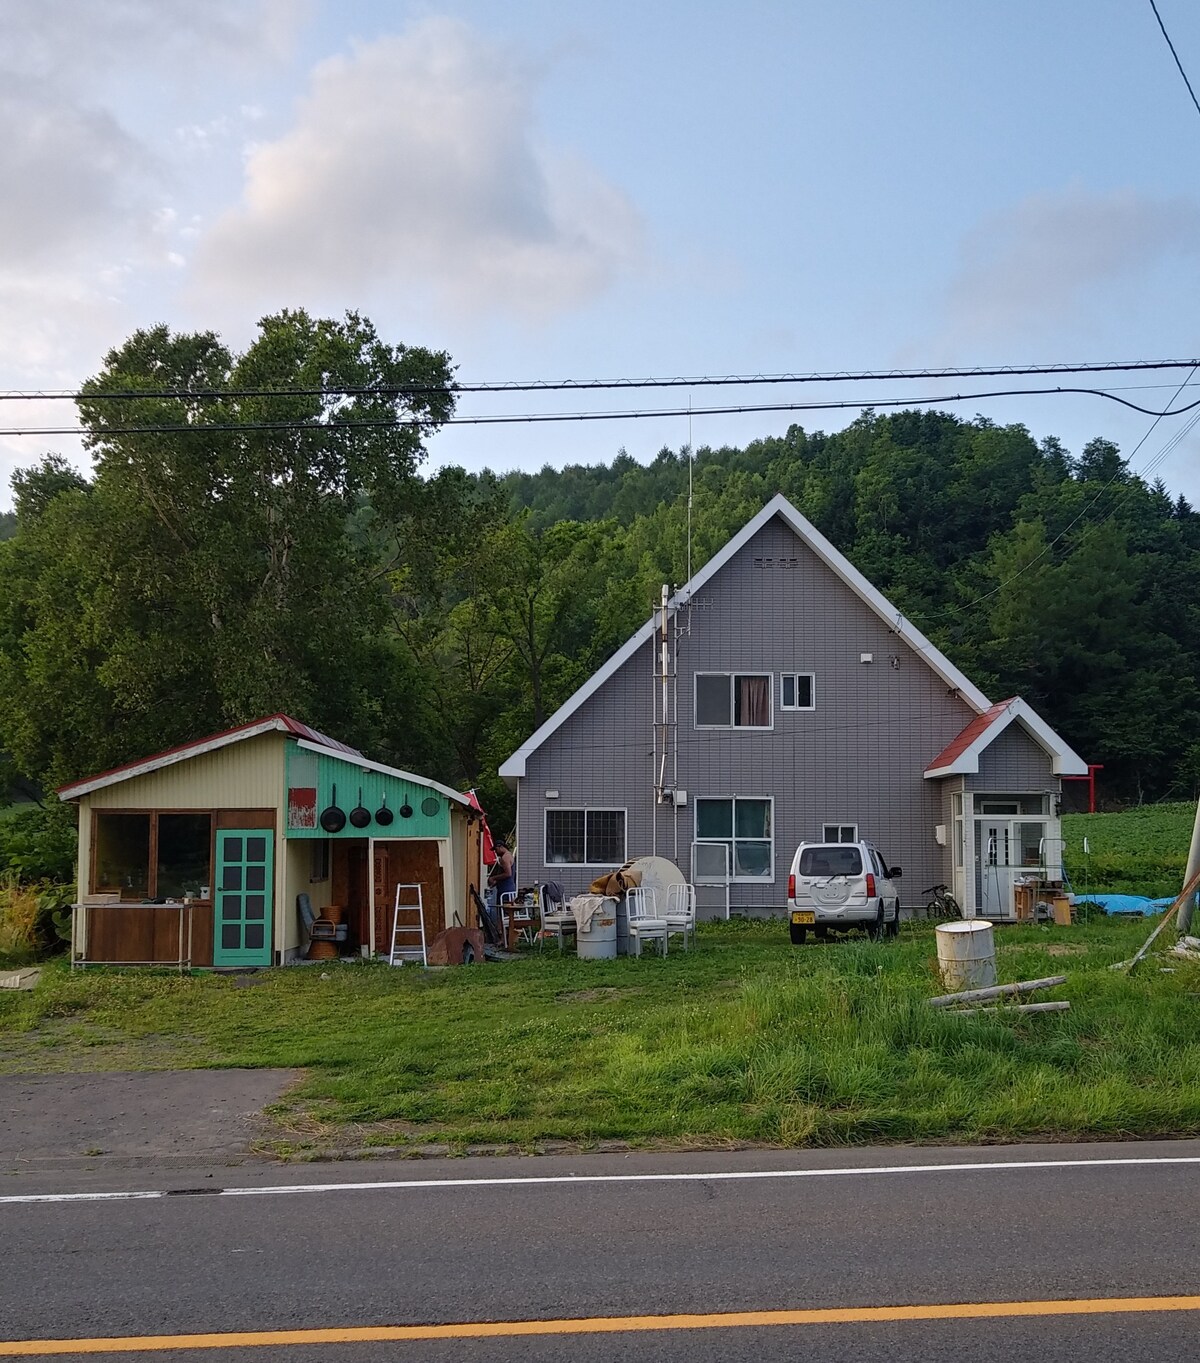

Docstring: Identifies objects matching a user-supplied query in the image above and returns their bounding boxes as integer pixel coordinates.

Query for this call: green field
[1062,802,1195,898]
[2,917,1197,1154]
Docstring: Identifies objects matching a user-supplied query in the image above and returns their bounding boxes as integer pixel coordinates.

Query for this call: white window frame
[822,823,858,844]
[693,672,774,730]
[695,795,775,883]
[779,672,816,711]
[543,806,627,868]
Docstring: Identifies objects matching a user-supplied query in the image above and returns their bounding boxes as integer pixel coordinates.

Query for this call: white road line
[3,1154,1200,1206]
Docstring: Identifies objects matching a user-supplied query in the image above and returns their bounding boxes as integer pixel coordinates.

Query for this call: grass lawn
[2,916,1198,1154]
[1063,802,1195,898]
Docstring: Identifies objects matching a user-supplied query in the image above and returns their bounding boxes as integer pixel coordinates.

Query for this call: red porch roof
[924,700,1016,777]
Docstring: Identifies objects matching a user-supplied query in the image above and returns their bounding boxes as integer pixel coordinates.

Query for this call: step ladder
[389,884,428,967]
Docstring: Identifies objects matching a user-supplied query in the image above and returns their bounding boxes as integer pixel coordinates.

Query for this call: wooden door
[373,840,445,954]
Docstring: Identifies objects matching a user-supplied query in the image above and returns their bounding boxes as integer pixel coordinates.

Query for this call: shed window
[93,813,151,897]
[91,811,214,899]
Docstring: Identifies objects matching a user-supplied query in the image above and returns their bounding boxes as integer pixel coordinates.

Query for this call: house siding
[519,516,979,912]
[964,723,1057,791]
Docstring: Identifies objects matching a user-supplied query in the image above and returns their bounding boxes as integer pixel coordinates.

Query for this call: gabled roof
[924,697,1087,778]
[499,493,993,784]
[58,714,364,801]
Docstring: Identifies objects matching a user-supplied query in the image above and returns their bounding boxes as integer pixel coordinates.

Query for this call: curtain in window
[737,675,770,726]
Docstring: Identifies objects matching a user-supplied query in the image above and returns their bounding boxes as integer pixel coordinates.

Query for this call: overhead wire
[0,356,1198,403]
[4,382,1200,439]
[1148,0,1200,120]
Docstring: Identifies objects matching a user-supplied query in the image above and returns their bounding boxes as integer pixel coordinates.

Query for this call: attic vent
[753,556,800,569]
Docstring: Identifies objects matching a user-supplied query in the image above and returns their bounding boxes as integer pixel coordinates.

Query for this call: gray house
[499,495,1086,919]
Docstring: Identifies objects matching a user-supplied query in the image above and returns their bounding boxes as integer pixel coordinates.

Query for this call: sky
[2,0,1199,510]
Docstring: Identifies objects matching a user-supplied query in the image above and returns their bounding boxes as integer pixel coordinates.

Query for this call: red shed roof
[57,714,363,801]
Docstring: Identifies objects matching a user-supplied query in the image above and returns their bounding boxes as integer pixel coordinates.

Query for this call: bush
[0,804,77,883]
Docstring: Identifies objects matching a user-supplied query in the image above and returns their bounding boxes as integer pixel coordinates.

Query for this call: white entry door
[975,820,1013,918]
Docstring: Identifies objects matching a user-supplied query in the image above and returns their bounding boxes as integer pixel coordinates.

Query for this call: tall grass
[0,875,42,966]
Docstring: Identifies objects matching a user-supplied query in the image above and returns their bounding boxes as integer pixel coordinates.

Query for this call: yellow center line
[3,1296,1200,1355]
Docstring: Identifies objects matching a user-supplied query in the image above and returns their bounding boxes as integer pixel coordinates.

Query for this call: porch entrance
[973,817,1046,918]
[213,829,274,967]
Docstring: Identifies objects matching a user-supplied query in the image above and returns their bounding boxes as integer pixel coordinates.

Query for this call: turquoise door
[214,830,274,967]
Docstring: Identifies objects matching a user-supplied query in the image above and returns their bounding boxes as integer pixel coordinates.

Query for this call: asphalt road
[2,1140,1199,1360]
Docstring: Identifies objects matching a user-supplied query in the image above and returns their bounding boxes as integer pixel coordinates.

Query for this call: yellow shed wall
[72,733,286,956]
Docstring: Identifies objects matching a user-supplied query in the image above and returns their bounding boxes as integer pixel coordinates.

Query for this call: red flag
[467,789,497,865]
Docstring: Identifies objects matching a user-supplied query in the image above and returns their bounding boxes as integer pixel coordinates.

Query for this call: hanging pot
[349,787,372,829]
[319,785,346,834]
[399,798,414,819]
[375,792,394,827]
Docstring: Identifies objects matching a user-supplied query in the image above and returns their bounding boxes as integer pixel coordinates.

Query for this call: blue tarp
[1076,893,1175,916]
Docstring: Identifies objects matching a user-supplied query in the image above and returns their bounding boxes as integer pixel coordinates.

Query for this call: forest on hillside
[1,312,1198,880]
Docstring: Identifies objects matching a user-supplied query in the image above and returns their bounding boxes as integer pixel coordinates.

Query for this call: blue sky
[2,0,1199,508]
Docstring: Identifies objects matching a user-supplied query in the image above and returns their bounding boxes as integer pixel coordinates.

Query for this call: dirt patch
[0,1068,301,1170]
[1045,944,1088,957]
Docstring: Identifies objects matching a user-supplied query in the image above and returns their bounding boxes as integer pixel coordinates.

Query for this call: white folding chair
[538,882,576,952]
[664,882,697,951]
[626,886,668,957]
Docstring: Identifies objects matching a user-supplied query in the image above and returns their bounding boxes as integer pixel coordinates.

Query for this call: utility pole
[1177,797,1200,935]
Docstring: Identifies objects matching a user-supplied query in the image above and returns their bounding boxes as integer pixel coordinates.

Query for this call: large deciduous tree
[0,311,454,788]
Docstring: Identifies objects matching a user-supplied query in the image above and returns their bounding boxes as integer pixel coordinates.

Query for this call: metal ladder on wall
[388,884,427,967]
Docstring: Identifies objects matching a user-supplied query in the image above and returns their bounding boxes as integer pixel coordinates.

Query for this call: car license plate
[791,911,815,925]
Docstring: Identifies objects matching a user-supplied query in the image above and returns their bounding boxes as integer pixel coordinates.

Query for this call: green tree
[0,311,455,789]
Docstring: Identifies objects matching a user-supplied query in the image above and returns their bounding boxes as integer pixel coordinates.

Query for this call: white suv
[787,840,902,944]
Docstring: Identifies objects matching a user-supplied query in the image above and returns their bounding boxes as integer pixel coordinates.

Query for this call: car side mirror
[889,867,902,878]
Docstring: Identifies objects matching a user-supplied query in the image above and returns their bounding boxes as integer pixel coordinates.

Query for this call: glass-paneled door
[213,830,273,967]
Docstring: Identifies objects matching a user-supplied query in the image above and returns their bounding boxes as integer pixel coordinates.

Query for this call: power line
[936,365,1200,618]
[1149,0,1200,121]
[5,383,1200,439]
[0,357,1198,403]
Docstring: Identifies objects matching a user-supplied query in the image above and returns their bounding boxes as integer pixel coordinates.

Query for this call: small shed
[58,715,484,968]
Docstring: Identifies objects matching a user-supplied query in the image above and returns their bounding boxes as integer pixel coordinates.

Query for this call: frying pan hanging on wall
[349,787,372,829]
[319,784,346,833]
[399,796,414,819]
[375,792,394,827]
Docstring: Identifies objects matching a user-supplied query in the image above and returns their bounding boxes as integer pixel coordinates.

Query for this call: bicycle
[922,883,962,920]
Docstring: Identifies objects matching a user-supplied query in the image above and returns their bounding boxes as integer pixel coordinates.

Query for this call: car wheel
[886,900,900,938]
[789,924,808,945]
[870,902,886,941]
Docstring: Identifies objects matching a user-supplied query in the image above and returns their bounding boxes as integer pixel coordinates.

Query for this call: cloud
[938,185,1200,346]
[192,19,644,321]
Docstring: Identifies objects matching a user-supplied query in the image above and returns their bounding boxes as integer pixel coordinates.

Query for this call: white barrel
[577,906,618,960]
[935,920,996,991]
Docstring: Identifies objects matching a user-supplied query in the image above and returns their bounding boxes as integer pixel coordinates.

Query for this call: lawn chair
[626,886,668,957]
[297,893,348,960]
[538,881,575,952]
[664,882,697,951]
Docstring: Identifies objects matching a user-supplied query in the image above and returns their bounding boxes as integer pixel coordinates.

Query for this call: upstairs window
[780,673,815,710]
[695,673,772,728]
